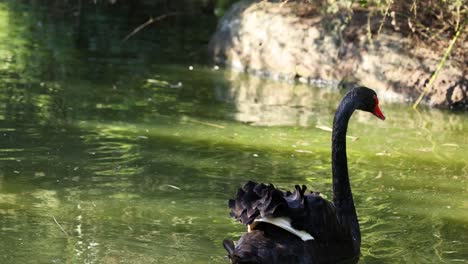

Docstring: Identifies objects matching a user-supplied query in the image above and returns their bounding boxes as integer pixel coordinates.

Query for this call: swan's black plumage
[224,87,385,264]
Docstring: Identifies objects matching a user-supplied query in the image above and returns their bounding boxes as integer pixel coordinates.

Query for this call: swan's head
[354,87,386,120]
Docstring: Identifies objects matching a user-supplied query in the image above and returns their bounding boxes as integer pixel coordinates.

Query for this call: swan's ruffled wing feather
[228,181,351,242]
[229,181,286,224]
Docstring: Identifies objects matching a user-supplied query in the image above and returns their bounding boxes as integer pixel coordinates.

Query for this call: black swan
[223,87,385,264]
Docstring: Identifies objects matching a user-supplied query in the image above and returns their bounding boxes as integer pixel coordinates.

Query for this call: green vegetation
[313,0,465,41]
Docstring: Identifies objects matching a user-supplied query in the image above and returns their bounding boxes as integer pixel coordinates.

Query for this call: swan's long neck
[332,95,361,245]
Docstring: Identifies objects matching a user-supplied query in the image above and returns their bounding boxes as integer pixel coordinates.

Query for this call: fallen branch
[315,125,358,141]
[123,12,179,42]
[52,216,70,237]
[188,119,225,129]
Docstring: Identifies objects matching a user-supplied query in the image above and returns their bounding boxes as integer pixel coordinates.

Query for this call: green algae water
[0,2,467,263]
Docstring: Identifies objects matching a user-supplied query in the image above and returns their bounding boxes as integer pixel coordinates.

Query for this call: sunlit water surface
[0,2,467,263]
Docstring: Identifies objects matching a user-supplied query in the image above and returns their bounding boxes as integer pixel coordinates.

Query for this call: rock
[208,1,467,109]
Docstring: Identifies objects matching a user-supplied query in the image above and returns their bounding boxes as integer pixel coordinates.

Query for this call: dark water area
[0,1,467,263]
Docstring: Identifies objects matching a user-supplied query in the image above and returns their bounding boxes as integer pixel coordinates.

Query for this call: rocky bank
[208,0,467,109]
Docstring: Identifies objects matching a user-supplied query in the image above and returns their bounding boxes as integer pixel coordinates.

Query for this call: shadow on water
[0,1,467,263]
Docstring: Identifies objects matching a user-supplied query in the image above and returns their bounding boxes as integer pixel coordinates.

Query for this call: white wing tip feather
[248,216,314,241]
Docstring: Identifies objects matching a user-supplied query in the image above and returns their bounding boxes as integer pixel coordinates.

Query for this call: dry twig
[52,216,70,237]
[123,12,179,42]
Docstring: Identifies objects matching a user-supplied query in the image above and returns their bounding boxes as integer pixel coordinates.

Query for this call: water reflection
[82,127,144,178]
[216,71,338,126]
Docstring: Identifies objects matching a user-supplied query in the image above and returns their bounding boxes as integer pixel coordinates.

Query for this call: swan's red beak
[372,104,385,120]
[372,96,385,120]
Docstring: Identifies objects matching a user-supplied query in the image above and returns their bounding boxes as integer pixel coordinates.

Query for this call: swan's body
[224,87,385,264]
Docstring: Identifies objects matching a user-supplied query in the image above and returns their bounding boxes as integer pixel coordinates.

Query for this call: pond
[0,1,467,263]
